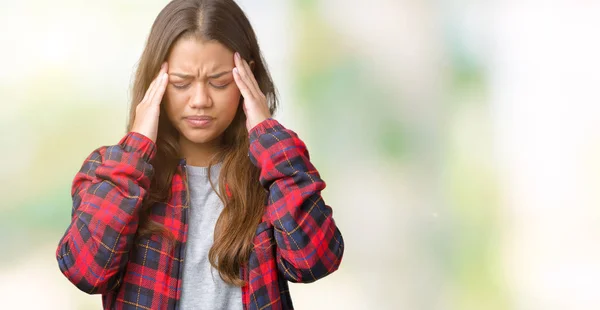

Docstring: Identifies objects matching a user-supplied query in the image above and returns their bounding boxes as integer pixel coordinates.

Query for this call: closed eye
[172,83,190,90]
[170,81,230,90]
[210,82,230,90]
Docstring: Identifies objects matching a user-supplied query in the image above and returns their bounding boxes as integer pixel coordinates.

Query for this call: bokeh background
[1,0,600,309]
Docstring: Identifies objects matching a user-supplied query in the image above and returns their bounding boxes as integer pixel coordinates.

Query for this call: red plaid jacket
[56,119,344,309]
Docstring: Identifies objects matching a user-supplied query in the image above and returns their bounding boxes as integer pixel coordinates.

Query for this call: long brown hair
[127,0,278,286]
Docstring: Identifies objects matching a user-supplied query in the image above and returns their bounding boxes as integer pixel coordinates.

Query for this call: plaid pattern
[56,119,344,309]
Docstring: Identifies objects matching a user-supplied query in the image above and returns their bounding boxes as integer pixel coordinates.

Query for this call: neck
[179,136,222,167]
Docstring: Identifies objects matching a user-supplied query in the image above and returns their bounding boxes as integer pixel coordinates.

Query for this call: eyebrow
[169,70,232,79]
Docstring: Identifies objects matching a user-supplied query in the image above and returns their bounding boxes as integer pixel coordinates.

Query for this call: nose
[189,83,213,109]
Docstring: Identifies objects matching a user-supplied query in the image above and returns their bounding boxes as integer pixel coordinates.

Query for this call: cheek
[215,88,241,113]
[163,89,186,119]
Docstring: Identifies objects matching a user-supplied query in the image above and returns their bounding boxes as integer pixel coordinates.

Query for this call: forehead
[167,37,234,74]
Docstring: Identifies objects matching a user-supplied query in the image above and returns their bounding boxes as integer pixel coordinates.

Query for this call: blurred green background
[1,1,599,309]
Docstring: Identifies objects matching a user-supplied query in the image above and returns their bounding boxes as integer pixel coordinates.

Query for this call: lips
[185,115,214,121]
[184,115,214,128]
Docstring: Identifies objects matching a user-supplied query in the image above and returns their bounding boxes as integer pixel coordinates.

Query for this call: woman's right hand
[131,62,169,143]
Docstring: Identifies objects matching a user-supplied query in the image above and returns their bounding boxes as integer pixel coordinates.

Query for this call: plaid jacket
[56,119,344,309]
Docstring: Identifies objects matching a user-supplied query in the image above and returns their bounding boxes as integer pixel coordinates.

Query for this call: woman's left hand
[233,52,272,132]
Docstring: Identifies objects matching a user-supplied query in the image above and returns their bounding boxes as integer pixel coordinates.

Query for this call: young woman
[55,0,344,309]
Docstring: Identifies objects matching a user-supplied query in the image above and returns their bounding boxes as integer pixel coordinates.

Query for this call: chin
[181,131,215,144]
[179,126,226,144]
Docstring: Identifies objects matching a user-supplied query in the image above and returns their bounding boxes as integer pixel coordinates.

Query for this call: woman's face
[164,37,241,146]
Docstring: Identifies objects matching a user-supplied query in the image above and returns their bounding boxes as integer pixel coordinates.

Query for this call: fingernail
[233,67,238,75]
[235,52,240,60]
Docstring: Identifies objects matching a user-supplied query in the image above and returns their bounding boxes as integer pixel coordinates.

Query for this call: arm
[56,132,156,294]
[248,119,344,283]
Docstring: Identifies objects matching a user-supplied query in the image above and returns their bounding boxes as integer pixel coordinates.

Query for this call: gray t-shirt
[179,163,243,310]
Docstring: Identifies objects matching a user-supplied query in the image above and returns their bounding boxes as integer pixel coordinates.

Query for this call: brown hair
[127,0,278,286]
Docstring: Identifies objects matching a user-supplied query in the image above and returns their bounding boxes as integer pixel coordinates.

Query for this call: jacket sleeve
[55,132,156,294]
[248,119,344,283]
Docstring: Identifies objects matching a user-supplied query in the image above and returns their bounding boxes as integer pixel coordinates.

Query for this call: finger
[142,63,167,104]
[242,59,261,93]
[234,53,260,99]
[142,79,158,104]
[233,68,254,117]
[145,76,161,105]
[147,62,167,102]
[150,73,168,106]
[233,67,254,103]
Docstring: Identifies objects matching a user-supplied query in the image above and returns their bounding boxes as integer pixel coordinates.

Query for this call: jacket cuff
[249,118,284,142]
[119,132,157,162]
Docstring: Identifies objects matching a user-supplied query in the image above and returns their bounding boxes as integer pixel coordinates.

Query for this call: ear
[249,60,255,71]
